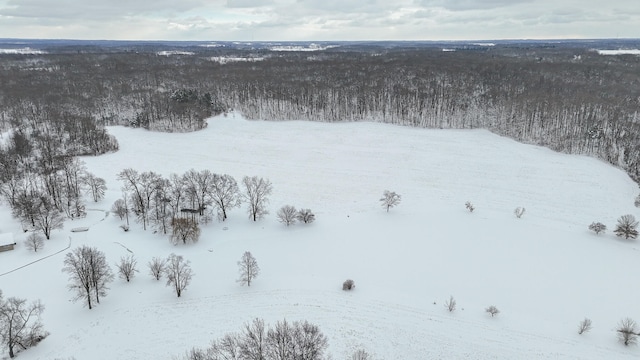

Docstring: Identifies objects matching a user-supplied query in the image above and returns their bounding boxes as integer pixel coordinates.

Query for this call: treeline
[0,46,639,184]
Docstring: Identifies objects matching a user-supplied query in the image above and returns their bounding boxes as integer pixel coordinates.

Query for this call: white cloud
[0,0,638,40]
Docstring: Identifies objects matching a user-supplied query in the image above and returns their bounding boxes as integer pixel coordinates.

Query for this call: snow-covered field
[1,112,639,359]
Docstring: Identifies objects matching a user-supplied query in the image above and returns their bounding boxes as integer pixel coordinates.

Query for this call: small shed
[0,233,16,252]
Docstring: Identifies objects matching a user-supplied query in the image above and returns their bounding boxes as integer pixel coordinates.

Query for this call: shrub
[617,318,638,346]
[343,279,355,291]
[588,222,607,235]
[465,201,475,212]
[296,208,316,224]
[578,318,592,335]
[485,305,499,317]
[614,214,639,239]
[445,296,456,312]
[514,207,525,218]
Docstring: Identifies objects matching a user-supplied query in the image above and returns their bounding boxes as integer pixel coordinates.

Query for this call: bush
[296,208,316,224]
[514,207,525,218]
[485,305,499,317]
[617,318,638,346]
[445,296,456,312]
[343,279,355,291]
[578,318,592,335]
[465,201,475,212]
[588,222,607,235]
[614,214,639,239]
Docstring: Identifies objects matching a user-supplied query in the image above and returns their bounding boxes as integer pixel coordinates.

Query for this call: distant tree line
[0,45,639,185]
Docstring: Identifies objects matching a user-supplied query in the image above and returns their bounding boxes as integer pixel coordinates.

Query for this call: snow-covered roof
[0,233,15,246]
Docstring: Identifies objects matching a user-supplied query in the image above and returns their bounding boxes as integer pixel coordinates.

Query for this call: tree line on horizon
[0,45,638,186]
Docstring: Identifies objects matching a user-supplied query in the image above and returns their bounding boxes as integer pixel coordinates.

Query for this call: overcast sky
[0,0,637,41]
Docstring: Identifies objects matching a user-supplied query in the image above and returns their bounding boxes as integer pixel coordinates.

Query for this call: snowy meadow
[1,112,639,359]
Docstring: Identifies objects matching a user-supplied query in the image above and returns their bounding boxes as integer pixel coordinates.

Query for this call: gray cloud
[416,0,533,11]
[226,0,274,9]
[0,0,637,40]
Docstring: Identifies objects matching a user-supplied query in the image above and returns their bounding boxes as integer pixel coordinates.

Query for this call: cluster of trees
[62,247,263,304]
[115,169,296,238]
[62,246,197,303]
[0,291,48,358]
[0,154,108,239]
[180,318,328,360]
[276,205,315,226]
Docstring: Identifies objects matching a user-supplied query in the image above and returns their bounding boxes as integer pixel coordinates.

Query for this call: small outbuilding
[0,233,16,252]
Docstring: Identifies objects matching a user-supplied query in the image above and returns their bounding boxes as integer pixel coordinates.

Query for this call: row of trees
[63,246,261,305]
[181,318,328,360]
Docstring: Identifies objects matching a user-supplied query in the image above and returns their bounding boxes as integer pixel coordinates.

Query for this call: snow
[0,48,47,55]
[156,51,195,56]
[269,44,339,52]
[595,49,640,55]
[1,112,639,359]
[209,56,265,64]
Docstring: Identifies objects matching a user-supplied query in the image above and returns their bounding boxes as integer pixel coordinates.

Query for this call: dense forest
[0,41,639,221]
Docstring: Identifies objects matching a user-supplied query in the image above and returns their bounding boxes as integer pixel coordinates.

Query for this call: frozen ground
[1,112,639,359]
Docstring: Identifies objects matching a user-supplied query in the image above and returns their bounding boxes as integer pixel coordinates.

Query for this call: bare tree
[445,296,457,312]
[238,251,260,287]
[0,292,48,359]
[485,305,499,317]
[170,218,201,245]
[209,173,242,221]
[617,318,638,346]
[267,319,295,360]
[239,318,267,360]
[588,222,607,235]
[62,245,113,309]
[465,201,475,212]
[351,349,371,360]
[380,190,401,212]
[24,233,44,252]
[210,333,242,360]
[111,198,128,221]
[33,196,64,240]
[148,256,167,280]
[165,253,193,297]
[183,169,214,217]
[242,176,273,221]
[116,255,138,282]
[277,205,297,226]
[514,207,526,218]
[614,214,639,239]
[290,320,328,360]
[578,318,592,335]
[296,208,315,224]
[83,173,107,202]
